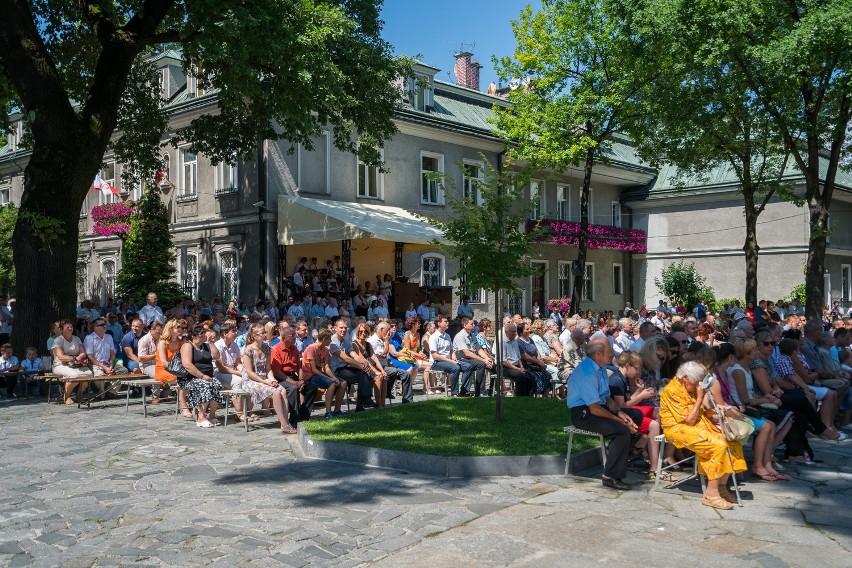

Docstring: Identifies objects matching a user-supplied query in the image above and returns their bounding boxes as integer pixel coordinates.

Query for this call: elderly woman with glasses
[660,360,747,510]
[241,323,297,434]
[157,319,190,418]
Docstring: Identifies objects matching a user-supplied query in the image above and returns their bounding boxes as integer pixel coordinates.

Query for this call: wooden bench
[46,373,145,408]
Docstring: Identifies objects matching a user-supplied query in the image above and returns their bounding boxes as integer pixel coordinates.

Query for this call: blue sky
[380,1,540,90]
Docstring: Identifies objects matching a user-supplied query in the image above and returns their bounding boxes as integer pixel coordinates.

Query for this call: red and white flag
[91,174,119,196]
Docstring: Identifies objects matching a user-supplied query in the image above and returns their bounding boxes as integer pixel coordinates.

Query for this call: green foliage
[786,284,807,306]
[418,158,542,297]
[303,397,594,456]
[8,1,408,185]
[0,205,16,296]
[654,261,715,311]
[629,0,852,317]
[116,188,183,307]
[17,210,64,252]
[493,0,650,172]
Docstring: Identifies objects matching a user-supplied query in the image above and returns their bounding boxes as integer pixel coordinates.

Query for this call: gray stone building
[10,49,846,317]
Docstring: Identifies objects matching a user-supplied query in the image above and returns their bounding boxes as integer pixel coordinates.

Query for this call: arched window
[101,259,116,303]
[421,253,445,287]
[217,249,239,302]
[183,251,199,300]
[76,259,89,302]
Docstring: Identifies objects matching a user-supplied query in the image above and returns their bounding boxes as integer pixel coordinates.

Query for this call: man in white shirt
[137,293,164,326]
[85,317,128,396]
[492,322,534,396]
[0,298,13,344]
[367,322,412,403]
[429,316,471,396]
[613,318,634,355]
[453,317,491,397]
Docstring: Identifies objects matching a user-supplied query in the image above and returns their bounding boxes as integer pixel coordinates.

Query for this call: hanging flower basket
[539,220,647,253]
[92,201,136,239]
[547,296,572,314]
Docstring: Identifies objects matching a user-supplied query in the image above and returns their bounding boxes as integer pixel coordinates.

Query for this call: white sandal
[196,420,214,428]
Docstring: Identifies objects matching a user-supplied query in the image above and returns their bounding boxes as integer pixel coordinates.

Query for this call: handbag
[166,352,188,377]
[721,416,755,444]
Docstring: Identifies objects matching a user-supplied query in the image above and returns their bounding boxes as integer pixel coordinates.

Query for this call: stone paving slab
[0,396,850,567]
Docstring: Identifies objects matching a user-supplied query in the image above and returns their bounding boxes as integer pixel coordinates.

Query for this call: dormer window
[407,63,438,112]
[158,67,170,99]
[6,121,22,152]
[186,63,204,98]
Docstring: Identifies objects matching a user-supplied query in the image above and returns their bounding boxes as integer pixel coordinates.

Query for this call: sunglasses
[762,341,777,347]
[679,339,690,345]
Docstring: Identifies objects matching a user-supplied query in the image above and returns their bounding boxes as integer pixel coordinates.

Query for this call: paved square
[0,398,849,567]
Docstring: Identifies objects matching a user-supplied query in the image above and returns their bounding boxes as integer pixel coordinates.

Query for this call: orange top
[155,341,181,386]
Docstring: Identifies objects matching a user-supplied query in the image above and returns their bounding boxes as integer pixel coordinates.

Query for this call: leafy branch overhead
[416,157,544,297]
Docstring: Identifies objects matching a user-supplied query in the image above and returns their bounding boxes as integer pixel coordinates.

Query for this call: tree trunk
[805,200,830,319]
[742,202,759,307]
[11,140,101,357]
[570,144,595,315]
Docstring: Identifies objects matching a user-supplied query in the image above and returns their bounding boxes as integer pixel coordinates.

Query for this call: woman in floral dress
[241,323,297,434]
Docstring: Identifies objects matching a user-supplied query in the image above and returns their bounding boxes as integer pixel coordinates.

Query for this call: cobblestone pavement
[0,394,850,567]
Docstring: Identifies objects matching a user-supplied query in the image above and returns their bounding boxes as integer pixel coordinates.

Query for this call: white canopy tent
[277,196,448,246]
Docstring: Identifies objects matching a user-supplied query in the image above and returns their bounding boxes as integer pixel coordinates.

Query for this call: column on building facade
[341,239,352,296]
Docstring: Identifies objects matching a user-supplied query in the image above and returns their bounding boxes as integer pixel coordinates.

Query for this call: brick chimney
[454,51,481,91]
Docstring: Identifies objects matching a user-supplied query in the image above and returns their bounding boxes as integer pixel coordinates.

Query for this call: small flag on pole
[92,174,119,196]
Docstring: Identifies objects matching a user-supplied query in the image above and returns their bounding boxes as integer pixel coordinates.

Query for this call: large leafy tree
[639,0,852,318]
[493,0,651,313]
[616,2,796,306]
[0,0,406,355]
[424,158,541,419]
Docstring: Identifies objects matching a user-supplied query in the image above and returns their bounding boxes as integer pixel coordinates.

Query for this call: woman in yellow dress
[660,361,747,510]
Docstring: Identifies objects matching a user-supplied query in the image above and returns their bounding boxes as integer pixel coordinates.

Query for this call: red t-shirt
[301,343,330,377]
[270,342,300,375]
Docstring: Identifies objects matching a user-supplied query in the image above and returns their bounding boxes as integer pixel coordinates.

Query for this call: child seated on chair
[20,347,44,397]
[0,343,21,398]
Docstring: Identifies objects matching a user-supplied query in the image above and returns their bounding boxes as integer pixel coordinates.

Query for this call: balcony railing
[529,218,647,253]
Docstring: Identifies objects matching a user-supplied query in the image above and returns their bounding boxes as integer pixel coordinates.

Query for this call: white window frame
[100,258,117,303]
[186,64,199,97]
[99,160,117,205]
[7,122,22,152]
[558,260,572,298]
[421,253,446,287]
[582,262,595,302]
[216,248,240,303]
[161,152,171,185]
[612,200,622,227]
[420,151,444,205]
[468,288,485,304]
[357,150,383,199]
[76,259,89,302]
[183,251,200,300]
[613,263,623,296]
[842,264,851,303]
[530,180,542,220]
[556,184,569,221]
[215,159,239,195]
[159,67,170,99]
[462,159,484,206]
[0,177,10,206]
[178,147,198,198]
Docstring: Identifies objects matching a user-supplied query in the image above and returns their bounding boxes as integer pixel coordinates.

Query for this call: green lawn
[302,397,598,457]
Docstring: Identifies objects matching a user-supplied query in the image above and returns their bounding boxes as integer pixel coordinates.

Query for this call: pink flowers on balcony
[91,201,135,239]
[540,220,647,253]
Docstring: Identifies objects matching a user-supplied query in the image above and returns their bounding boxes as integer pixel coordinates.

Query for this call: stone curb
[297,425,603,477]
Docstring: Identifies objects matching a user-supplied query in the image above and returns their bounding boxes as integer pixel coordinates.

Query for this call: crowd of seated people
[3,290,851,509]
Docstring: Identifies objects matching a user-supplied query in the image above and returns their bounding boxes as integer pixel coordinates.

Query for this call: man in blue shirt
[567,337,642,490]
